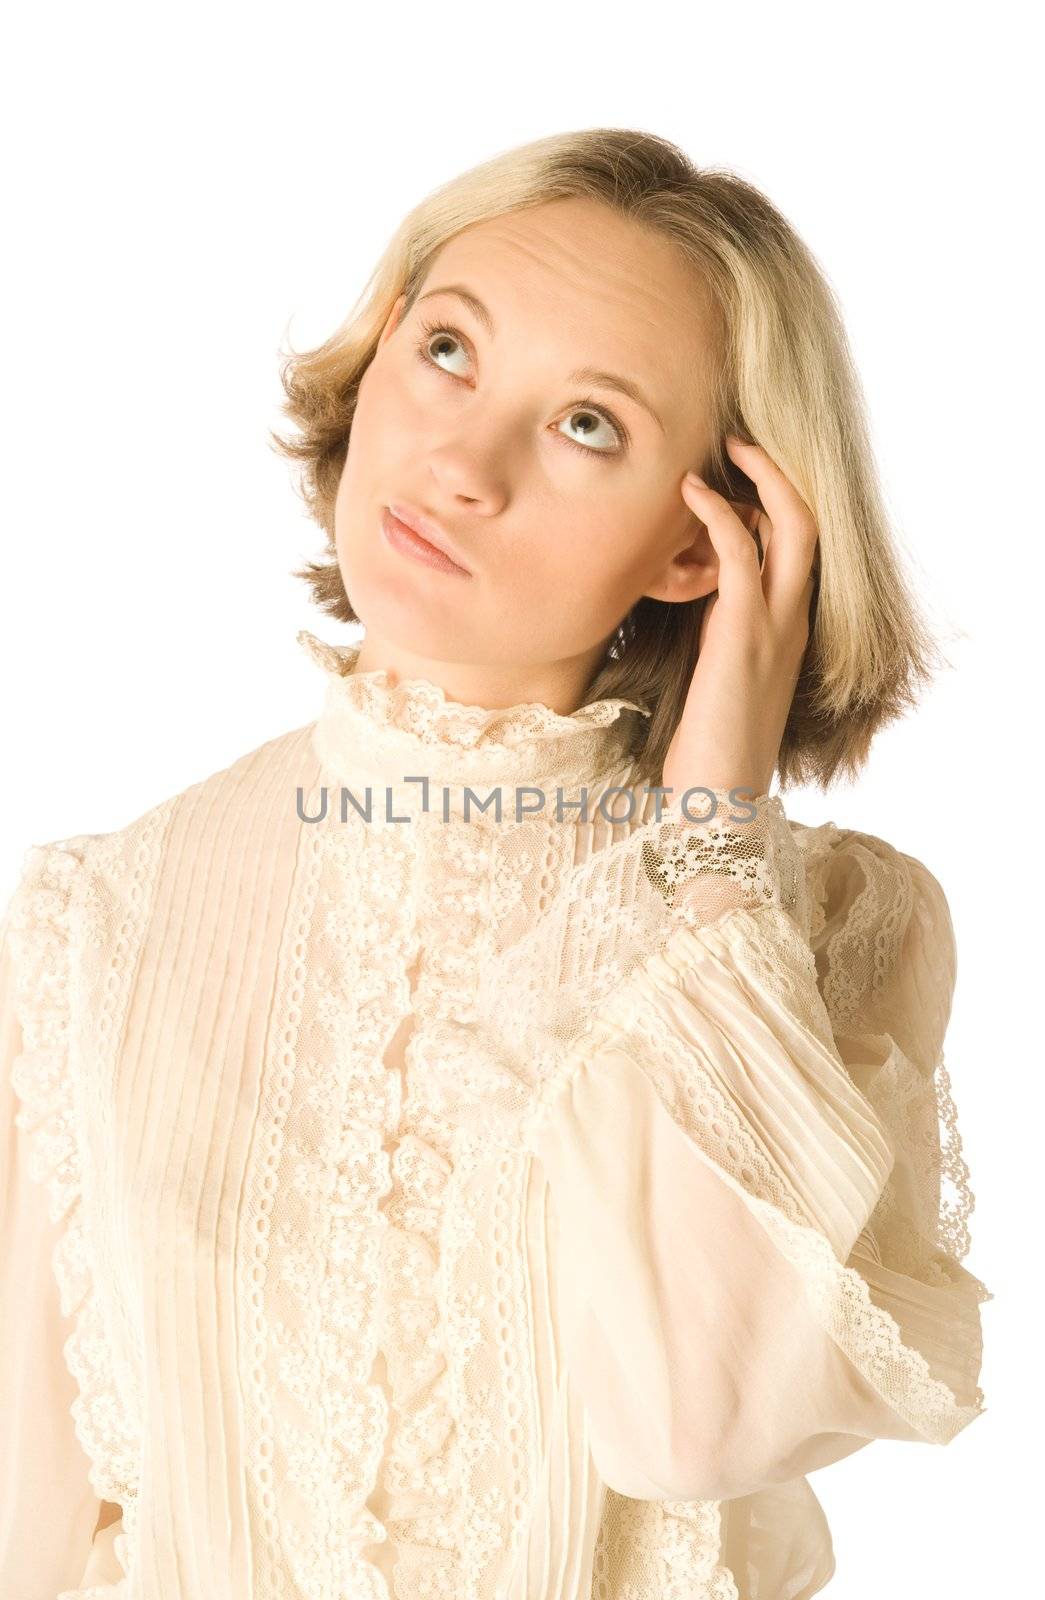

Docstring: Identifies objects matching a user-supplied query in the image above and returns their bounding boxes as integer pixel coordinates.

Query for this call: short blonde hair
[270,127,946,793]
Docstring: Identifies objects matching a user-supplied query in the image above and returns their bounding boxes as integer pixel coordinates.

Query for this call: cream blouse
[0,630,990,1600]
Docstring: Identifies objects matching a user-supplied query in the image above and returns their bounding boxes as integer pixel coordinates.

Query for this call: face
[334,195,724,710]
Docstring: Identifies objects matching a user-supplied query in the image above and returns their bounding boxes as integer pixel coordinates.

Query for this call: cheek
[345,360,424,488]
[338,374,399,507]
[360,353,419,423]
[544,505,648,597]
[515,515,641,639]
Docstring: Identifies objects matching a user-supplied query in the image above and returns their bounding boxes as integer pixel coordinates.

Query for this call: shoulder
[788,813,956,1038]
[3,718,321,950]
[789,814,951,937]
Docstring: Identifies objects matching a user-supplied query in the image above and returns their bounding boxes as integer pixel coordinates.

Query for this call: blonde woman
[0,128,989,1599]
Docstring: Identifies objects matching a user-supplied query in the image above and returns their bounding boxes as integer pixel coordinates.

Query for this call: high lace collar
[298,629,651,804]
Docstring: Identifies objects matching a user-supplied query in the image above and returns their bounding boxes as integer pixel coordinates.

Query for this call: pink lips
[382,505,471,576]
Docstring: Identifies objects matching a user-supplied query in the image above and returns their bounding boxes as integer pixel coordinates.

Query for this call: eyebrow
[414,282,666,434]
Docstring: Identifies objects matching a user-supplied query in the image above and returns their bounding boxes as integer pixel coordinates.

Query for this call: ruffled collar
[298,629,651,805]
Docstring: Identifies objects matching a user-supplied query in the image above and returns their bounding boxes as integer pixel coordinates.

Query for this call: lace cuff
[639,787,807,934]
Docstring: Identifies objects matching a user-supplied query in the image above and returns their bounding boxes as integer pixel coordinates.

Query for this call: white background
[2,3,1038,1593]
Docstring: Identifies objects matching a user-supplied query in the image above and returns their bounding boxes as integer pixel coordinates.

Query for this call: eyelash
[412,316,628,457]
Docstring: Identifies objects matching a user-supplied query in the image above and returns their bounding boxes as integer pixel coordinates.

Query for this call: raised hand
[661,435,819,809]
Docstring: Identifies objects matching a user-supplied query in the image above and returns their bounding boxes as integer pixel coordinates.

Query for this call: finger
[697,589,718,654]
[682,474,764,610]
[737,504,770,570]
[761,521,819,621]
[725,438,819,616]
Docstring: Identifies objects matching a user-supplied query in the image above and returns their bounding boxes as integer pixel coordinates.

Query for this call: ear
[643,508,719,605]
[643,496,763,605]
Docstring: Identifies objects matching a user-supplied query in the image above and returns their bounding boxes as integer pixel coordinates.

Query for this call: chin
[346,576,465,660]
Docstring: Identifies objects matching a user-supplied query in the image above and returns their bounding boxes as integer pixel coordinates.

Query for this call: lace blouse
[0,629,990,1599]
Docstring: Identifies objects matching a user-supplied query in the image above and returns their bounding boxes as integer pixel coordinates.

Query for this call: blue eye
[412,317,627,458]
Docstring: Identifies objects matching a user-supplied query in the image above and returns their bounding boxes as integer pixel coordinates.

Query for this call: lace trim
[298,628,650,756]
[246,788,607,1595]
[241,803,466,1596]
[7,838,137,1600]
[593,1493,739,1598]
[647,791,807,929]
[299,630,657,803]
[808,827,913,1027]
[802,826,984,1288]
[935,1056,977,1264]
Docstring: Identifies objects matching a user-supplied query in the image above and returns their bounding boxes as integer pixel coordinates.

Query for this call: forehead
[419,198,719,414]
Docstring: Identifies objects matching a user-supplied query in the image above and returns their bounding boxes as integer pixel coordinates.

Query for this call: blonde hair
[270,127,947,793]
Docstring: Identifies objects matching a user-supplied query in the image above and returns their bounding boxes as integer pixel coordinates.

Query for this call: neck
[351,629,613,719]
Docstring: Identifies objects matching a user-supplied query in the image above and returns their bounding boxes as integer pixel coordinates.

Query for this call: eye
[556,404,623,456]
[412,316,627,458]
[414,318,471,378]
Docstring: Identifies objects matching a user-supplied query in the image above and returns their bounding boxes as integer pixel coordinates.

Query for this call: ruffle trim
[297,628,651,751]
[372,1128,459,1590]
[7,839,135,1597]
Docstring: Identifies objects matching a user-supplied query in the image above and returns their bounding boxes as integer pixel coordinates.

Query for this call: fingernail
[686,470,706,487]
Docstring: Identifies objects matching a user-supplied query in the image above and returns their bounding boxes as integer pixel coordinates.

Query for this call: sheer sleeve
[524,809,989,1509]
[0,843,127,1599]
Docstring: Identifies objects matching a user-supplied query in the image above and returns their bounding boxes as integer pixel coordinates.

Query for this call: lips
[386,502,472,574]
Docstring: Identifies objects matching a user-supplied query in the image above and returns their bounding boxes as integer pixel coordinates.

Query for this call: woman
[0,128,989,1599]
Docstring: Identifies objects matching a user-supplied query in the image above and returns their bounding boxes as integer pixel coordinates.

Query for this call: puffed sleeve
[525,814,989,1508]
[0,843,127,1599]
